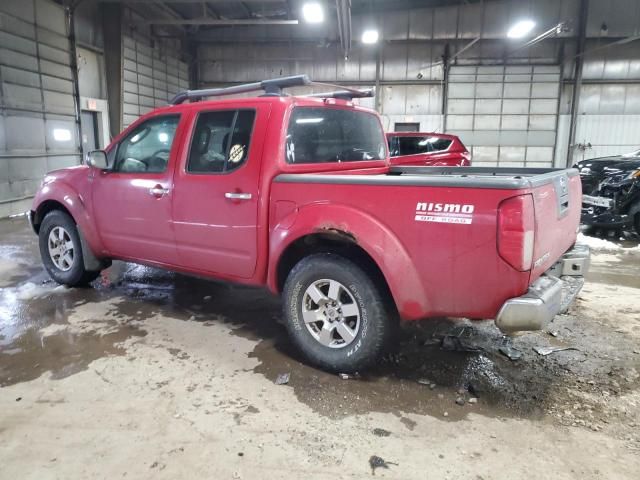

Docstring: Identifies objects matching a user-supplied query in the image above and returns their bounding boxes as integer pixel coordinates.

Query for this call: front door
[172,106,268,279]
[92,114,183,264]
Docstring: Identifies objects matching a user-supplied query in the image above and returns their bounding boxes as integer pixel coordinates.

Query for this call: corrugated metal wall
[197,0,640,167]
[122,33,189,128]
[0,0,80,217]
[571,40,640,162]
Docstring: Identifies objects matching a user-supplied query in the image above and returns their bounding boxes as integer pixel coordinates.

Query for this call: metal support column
[441,43,450,133]
[566,0,588,167]
[65,4,83,162]
[101,2,123,138]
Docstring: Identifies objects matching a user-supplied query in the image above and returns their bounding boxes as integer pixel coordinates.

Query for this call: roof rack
[169,75,374,105]
[170,75,312,105]
[306,88,374,100]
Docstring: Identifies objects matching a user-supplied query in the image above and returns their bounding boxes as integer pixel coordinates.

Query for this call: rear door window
[187,109,256,174]
[285,107,386,164]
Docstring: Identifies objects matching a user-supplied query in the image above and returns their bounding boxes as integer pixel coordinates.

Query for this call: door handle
[149,185,169,198]
[225,192,252,200]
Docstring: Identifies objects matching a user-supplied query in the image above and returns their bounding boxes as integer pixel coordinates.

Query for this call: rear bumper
[495,244,590,334]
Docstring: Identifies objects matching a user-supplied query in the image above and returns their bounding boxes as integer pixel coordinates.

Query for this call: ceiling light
[361,29,379,44]
[302,2,324,23]
[507,20,536,39]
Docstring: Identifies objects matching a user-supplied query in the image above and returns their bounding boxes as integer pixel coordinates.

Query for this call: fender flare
[33,182,107,269]
[268,202,430,320]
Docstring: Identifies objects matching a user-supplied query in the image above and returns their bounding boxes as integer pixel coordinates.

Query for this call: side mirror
[86,150,109,170]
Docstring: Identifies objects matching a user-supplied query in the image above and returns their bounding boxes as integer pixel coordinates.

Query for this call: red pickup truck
[29,76,589,372]
[387,132,471,167]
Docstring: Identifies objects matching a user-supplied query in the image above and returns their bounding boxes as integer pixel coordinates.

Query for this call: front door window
[114,115,180,173]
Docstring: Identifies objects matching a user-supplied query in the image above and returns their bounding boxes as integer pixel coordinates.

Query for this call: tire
[38,210,101,286]
[634,213,640,236]
[282,253,395,373]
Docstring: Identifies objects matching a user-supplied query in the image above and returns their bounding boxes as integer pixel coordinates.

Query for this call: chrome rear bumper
[495,244,590,334]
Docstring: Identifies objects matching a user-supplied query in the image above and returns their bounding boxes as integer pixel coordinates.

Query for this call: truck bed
[272,165,582,321]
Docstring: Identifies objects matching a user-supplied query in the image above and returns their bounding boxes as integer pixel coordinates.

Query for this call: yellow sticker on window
[229,144,245,163]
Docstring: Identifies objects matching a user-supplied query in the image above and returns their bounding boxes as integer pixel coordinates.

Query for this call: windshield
[285,107,386,164]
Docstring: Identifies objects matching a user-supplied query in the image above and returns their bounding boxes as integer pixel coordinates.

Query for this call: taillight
[461,151,472,165]
[498,194,535,271]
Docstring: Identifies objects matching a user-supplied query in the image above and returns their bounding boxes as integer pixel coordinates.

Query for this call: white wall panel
[573,114,640,163]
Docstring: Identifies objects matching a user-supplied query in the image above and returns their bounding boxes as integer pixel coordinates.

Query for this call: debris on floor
[368,455,397,475]
[338,373,351,380]
[441,335,480,352]
[499,345,523,361]
[417,378,437,389]
[275,373,290,385]
[372,428,391,437]
[533,346,579,356]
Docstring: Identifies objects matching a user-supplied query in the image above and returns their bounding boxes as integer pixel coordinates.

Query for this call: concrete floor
[1,217,639,479]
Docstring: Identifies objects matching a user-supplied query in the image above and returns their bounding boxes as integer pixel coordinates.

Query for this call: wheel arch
[268,203,431,320]
[32,199,73,233]
[275,232,395,309]
[33,196,109,272]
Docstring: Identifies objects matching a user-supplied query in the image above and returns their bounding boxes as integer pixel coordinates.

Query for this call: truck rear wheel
[38,210,101,287]
[282,253,393,372]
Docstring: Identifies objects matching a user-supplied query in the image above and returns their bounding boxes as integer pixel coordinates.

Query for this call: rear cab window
[389,135,453,157]
[285,107,386,164]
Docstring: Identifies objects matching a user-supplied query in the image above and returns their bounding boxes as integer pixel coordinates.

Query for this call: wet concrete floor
[1,216,639,428]
[2,217,640,478]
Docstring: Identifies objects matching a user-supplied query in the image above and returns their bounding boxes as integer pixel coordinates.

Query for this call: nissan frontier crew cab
[29,75,590,372]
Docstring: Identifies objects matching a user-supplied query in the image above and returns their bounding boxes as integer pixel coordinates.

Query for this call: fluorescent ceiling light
[361,29,379,44]
[507,20,536,39]
[302,2,324,23]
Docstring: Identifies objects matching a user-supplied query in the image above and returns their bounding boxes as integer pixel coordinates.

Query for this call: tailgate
[529,170,582,280]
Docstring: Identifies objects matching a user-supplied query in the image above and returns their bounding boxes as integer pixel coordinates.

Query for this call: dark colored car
[387,132,471,167]
[574,150,640,234]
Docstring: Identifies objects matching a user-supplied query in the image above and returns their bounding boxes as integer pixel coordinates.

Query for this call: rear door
[171,105,269,279]
[92,114,183,263]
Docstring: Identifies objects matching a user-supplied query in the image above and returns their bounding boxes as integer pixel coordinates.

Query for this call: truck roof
[140,94,380,122]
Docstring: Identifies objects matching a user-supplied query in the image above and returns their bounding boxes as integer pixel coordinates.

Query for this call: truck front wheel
[38,210,101,287]
[282,253,394,372]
